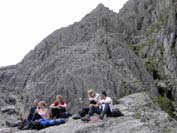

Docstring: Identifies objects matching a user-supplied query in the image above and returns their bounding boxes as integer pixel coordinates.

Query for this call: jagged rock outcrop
[1,93,177,133]
[0,3,157,113]
[118,0,177,101]
[0,0,177,131]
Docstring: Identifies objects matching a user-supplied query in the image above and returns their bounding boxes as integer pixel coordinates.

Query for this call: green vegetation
[128,43,146,55]
[134,112,141,119]
[145,58,158,74]
[128,38,155,55]
[162,127,171,133]
[145,15,167,37]
[155,96,176,119]
[145,22,161,36]
[145,58,164,80]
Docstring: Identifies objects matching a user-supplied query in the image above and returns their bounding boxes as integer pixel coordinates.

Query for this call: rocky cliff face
[0,0,177,130]
[118,0,177,101]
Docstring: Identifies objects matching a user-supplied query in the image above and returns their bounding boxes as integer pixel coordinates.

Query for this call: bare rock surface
[2,93,176,133]
[0,0,177,132]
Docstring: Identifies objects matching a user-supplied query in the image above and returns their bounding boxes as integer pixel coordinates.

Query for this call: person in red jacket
[50,95,67,118]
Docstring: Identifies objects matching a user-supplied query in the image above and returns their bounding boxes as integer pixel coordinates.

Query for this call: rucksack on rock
[111,108,124,117]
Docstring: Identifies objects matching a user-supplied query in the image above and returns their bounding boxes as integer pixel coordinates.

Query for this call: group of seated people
[6,89,114,130]
[6,95,68,130]
[77,89,113,121]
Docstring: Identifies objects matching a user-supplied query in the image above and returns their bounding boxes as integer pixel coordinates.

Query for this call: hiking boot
[99,114,104,120]
[18,124,25,130]
[81,115,90,122]
[22,124,31,130]
[6,121,15,127]
[72,114,81,120]
[6,121,18,127]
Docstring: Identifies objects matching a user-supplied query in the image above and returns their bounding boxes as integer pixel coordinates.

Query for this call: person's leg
[81,107,96,121]
[99,103,111,119]
[94,107,102,115]
[22,114,42,130]
[56,107,66,118]
[31,113,43,121]
[102,103,111,115]
[88,107,94,116]
[18,120,28,130]
[51,108,60,118]
[27,113,34,122]
[88,106,101,116]
[79,108,89,117]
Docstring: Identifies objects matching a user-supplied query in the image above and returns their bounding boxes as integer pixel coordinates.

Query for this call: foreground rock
[0,0,177,130]
[1,93,176,133]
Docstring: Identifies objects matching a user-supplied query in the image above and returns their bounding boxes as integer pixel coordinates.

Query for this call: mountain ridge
[0,0,177,131]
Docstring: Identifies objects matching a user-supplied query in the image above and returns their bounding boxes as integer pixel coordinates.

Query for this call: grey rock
[7,93,176,133]
[0,1,157,114]
[0,0,177,131]
[1,106,17,115]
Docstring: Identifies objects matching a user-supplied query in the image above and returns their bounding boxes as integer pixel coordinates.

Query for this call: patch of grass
[162,127,171,133]
[128,39,155,56]
[156,96,176,118]
[145,22,161,36]
[145,15,167,37]
[147,39,155,46]
[134,112,141,119]
[145,58,158,74]
[145,58,163,80]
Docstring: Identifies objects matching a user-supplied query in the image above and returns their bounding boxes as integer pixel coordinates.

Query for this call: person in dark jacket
[6,99,39,129]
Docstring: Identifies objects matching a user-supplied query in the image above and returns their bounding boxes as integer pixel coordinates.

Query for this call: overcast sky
[0,0,128,67]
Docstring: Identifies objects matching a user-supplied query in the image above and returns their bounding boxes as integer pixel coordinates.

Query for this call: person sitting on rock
[6,99,39,129]
[50,95,67,118]
[32,101,50,120]
[22,101,50,130]
[99,91,113,120]
[80,89,102,121]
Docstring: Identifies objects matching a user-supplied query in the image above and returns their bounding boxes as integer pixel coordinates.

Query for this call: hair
[101,91,107,96]
[56,95,64,102]
[88,89,95,95]
[33,99,39,103]
[38,101,47,107]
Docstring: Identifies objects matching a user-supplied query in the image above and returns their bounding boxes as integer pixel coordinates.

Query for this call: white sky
[0,0,128,67]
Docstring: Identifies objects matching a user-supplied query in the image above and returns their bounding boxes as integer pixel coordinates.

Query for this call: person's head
[88,89,96,98]
[33,99,39,107]
[101,91,107,100]
[56,95,64,103]
[38,101,47,109]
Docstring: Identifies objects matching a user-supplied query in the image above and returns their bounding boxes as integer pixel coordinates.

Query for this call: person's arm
[58,103,67,108]
[50,103,55,108]
[45,109,50,119]
[104,97,112,104]
[50,102,58,109]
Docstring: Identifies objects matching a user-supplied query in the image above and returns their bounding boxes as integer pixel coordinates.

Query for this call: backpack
[32,118,65,130]
[111,108,124,117]
[62,112,72,118]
